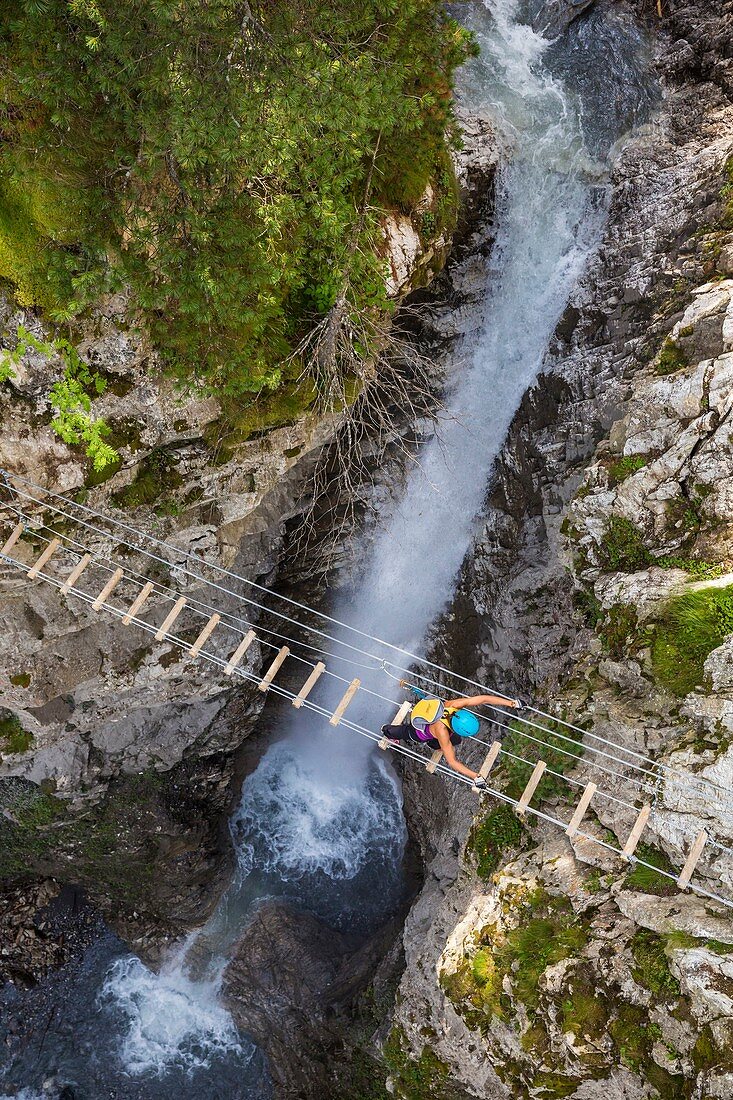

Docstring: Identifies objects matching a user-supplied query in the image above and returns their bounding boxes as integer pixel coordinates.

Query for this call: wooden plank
[426,749,443,774]
[61,553,91,595]
[621,803,651,859]
[155,596,187,641]
[329,678,361,726]
[515,759,547,816]
[566,782,597,837]
[122,581,155,626]
[379,701,412,749]
[0,521,24,558]
[27,537,61,579]
[677,829,707,890]
[292,661,326,708]
[258,646,290,691]
[92,567,124,611]
[477,740,502,782]
[225,630,256,676]
[189,613,221,658]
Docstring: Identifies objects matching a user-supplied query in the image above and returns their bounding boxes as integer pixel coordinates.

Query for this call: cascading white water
[91,0,656,1092]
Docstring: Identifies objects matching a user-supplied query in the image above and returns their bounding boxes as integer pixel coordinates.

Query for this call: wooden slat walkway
[0,516,727,909]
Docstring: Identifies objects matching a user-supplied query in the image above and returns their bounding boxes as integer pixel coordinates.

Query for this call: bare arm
[436,725,478,780]
[444,693,518,710]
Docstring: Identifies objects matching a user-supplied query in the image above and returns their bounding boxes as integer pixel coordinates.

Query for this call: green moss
[655,556,724,580]
[655,339,689,377]
[530,1071,581,1099]
[573,588,603,628]
[666,931,733,955]
[111,448,183,510]
[609,1004,649,1071]
[496,896,588,1012]
[720,155,733,231]
[439,954,501,1030]
[650,584,733,695]
[0,150,109,316]
[597,516,652,573]
[631,931,680,999]
[598,603,638,659]
[382,1027,457,1100]
[9,673,31,688]
[499,719,585,805]
[691,1023,733,1074]
[559,966,608,1041]
[624,843,677,896]
[664,495,702,536]
[583,869,604,895]
[468,803,524,880]
[0,773,164,905]
[520,1022,551,1056]
[442,892,590,1037]
[609,454,646,485]
[205,379,319,464]
[0,709,33,754]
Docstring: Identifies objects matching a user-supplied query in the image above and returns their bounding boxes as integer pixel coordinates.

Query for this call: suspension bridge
[1,467,732,912]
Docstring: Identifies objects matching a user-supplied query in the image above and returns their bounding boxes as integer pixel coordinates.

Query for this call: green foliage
[50,363,118,473]
[493,891,588,1012]
[624,843,677,896]
[631,931,680,999]
[609,1004,650,1072]
[583,869,604,895]
[559,966,608,1040]
[655,339,688,376]
[651,584,733,695]
[111,448,182,510]
[655,556,724,580]
[0,143,112,315]
[597,516,652,573]
[441,892,589,1035]
[382,1028,454,1100]
[0,709,33,755]
[1,1,474,394]
[469,803,524,880]
[664,494,702,535]
[572,587,603,628]
[3,324,119,471]
[720,155,733,231]
[529,1072,580,1099]
[0,772,163,903]
[598,603,638,659]
[609,454,646,485]
[499,718,584,805]
[608,1005,686,1097]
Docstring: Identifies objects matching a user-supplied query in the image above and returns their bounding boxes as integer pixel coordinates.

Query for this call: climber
[381,687,522,790]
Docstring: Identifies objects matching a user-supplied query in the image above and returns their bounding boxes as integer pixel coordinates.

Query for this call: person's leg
[380,721,416,743]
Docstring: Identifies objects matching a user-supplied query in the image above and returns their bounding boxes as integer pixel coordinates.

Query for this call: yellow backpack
[410,698,446,735]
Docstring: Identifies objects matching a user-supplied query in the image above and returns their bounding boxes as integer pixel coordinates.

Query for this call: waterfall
[2,3,657,1096]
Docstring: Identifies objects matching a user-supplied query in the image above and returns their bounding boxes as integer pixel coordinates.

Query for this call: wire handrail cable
[2,470,730,807]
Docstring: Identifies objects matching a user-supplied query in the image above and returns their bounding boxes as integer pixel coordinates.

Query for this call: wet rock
[533,0,596,39]
[223,901,350,1097]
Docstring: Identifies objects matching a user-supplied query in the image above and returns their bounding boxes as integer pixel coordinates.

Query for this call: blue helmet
[449,710,480,738]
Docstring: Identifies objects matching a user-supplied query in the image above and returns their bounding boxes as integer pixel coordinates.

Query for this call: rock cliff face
[0,121,491,977]
[382,4,733,1099]
[0,291,340,943]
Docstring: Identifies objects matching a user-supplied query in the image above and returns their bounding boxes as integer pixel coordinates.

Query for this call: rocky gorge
[1,2,733,1100]
[380,3,733,1099]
